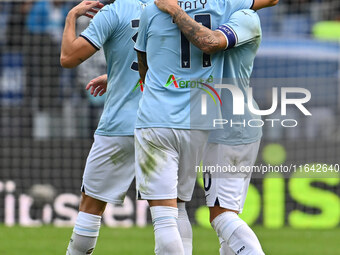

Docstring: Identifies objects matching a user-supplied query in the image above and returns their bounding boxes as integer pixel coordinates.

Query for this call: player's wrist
[167,4,181,17]
[68,8,81,19]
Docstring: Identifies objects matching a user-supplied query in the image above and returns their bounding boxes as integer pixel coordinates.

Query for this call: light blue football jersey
[80,0,151,136]
[209,9,263,145]
[134,0,254,130]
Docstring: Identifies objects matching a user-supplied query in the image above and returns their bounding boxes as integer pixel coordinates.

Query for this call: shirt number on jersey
[131,19,140,71]
[180,14,212,69]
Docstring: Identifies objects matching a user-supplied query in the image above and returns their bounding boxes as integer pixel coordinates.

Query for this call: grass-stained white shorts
[135,128,209,202]
[82,134,135,205]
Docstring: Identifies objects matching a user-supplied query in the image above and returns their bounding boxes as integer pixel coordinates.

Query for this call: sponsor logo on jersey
[132,79,144,92]
[164,74,222,106]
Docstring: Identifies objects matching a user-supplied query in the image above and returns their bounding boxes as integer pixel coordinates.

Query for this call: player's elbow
[201,38,224,54]
[201,46,219,55]
[268,0,279,6]
[60,55,77,69]
[200,32,227,55]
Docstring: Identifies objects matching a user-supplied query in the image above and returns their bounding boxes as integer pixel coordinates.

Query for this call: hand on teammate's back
[154,0,179,14]
[70,1,104,19]
[86,74,108,97]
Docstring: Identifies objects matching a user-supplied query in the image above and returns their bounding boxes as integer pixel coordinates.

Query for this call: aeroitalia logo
[165,74,179,88]
[165,74,222,106]
[132,78,144,92]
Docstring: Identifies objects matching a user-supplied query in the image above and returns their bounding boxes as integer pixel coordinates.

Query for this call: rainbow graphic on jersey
[132,78,144,92]
[164,74,222,106]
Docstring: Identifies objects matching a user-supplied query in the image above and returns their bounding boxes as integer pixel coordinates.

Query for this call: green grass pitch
[0,225,339,254]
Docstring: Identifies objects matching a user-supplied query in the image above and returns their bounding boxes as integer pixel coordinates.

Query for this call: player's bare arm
[154,0,278,54]
[252,0,279,10]
[155,0,279,12]
[155,0,224,55]
[86,74,108,97]
[137,51,148,83]
[60,1,104,68]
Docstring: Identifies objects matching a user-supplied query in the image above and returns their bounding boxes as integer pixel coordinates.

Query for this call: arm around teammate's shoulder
[60,1,103,68]
[156,2,227,55]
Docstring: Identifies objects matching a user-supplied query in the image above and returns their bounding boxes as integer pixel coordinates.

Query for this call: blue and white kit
[80,0,152,204]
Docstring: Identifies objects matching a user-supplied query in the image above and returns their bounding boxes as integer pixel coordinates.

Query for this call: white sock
[219,237,235,255]
[66,232,97,255]
[177,202,192,255]
[150,206,184,255]
[211,212,264,255]
[66,212,101,255]
[228,224,265,255]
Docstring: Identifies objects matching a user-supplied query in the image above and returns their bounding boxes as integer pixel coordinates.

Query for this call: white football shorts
[202,140,261,213]
[135,128,209,202]
[81,134,135,205]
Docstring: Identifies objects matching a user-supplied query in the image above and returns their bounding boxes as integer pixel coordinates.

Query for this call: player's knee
[209,205,239,223]
[79,193,107,215]
[148,199,177,208]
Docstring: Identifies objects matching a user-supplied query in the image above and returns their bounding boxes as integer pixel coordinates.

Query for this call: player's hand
[154,0,179,15]
[86,74,108,97]
[70,1,104,19]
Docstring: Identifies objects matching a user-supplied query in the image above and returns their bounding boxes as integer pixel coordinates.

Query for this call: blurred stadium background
[0,0,339,254]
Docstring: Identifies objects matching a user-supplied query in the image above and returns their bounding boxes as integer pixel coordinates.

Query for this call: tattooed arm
[137,51,148,83]
[154,0,278,55]
[154,1,226,55]
[155,1,226,55]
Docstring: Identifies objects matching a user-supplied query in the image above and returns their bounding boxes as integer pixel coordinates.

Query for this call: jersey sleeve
[229,0,254,13]
[134,6,149,52]
[216,9,261,50]
[80,4,118,50]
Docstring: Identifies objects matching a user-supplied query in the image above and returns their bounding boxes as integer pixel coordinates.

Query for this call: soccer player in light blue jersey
[135,0,277,254]
[60,1,153,254]
[154,0,279,254]
[203,11,265,255]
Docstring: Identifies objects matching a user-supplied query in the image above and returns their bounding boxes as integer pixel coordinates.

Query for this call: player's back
[81,0,151,136]
[135,0,254,130]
